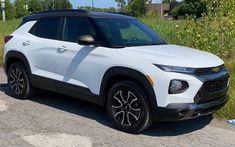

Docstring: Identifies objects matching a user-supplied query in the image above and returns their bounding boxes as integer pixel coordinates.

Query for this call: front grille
[203,77,228,93]
[194,76,229,104]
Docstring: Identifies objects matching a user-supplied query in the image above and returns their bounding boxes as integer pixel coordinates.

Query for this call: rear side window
[29,17,61,40]
[63,17,96,42]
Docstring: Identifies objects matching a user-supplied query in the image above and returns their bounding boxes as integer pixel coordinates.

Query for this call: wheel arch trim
[4,51,31,75]
[100,66,158,109]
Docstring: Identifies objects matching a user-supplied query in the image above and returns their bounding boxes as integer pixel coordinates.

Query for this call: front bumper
[153,94,228,121]
[152,68,229,122]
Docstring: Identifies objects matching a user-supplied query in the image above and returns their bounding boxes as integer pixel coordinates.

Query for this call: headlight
[155,64,195,74]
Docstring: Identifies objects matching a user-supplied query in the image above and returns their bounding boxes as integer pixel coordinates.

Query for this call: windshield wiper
[112,45,126,48]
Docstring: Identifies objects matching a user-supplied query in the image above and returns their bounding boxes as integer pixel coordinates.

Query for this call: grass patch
[0,19,21,65]
[216,60,235,118]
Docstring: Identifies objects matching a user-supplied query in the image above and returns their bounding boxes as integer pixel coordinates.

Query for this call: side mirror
[77,35,101,46]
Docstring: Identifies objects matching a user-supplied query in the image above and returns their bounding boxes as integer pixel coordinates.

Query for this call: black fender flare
[100,66,158,110]
[4,51,31,75]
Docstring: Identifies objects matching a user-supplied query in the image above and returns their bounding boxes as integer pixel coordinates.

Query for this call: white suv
[3,10,229,133]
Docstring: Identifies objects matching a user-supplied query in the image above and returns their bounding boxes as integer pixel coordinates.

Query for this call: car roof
[22,9,135,24]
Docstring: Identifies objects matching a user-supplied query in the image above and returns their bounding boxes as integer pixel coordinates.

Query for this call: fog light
[169,80,189,94]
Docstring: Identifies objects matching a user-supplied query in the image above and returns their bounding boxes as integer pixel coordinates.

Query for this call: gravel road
[0,69,234,147]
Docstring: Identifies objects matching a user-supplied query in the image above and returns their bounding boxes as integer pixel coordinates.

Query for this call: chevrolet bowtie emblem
[212,67,220,73]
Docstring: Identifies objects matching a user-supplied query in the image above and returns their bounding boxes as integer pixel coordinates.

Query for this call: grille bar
[203,77,228,93]
[195,76,229,104]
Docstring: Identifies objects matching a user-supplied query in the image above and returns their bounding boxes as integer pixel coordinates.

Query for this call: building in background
[148,2,180,19]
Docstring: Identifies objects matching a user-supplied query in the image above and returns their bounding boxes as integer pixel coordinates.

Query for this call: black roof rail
[35,9,88,14]
[108,12,129,15]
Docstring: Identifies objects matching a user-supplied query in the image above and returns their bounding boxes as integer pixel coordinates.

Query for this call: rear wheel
[107,81,152,133]
[7,62,34,99]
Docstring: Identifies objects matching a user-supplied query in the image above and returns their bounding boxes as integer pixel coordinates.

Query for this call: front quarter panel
[98,48,204,108]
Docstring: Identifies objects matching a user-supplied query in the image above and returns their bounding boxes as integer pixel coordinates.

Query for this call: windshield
[94,18,167,47]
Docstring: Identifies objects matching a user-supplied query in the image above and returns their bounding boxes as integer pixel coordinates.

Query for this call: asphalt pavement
[0,69,234,147]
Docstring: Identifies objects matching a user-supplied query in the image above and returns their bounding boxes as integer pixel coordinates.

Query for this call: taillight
[4,35,13,44]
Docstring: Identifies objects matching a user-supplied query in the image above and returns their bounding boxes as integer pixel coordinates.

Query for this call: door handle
[57,46,67,53]
[23,41,30,46]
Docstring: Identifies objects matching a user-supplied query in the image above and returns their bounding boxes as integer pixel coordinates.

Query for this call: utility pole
[24,0,28,10]
[160,0,163,18]
[92,0,94,11]
[1,0,5,22]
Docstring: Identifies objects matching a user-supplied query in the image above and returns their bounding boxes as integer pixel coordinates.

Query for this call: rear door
[28,17,63,81]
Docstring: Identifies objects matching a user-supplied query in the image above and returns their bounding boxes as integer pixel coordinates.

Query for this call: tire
[7,62,34,99]
[106,81,152,133]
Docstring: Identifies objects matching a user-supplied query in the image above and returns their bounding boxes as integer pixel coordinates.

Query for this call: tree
[6,0,15,19]
[171,0,206,18]
[14,0,28,18]
[41,0,50,10]
[53,0,72,9]
[162,0,177,3]
[28,0,43,13]
[128,0,148,16]
[41,0,72,10]
[115,0,127,10]
[78,6,116,12]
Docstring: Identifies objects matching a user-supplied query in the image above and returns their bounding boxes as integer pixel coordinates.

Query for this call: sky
[71,0,166,9]
[10,0,179,9]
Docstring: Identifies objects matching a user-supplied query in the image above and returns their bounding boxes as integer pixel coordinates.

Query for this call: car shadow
[0,83,212,136]
[144,115,212,136]
[63,46,97,82]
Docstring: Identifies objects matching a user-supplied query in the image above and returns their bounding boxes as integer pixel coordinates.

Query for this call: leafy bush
[128,0,148,16]
[0,19,21,65]
[14,0,28,18]
[171,0,207,18]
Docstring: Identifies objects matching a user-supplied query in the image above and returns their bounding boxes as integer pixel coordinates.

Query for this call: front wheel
[106,81,152,133]
[7,62,34,99]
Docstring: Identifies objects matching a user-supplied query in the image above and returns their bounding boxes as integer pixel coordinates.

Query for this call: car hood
[117,44,224,68]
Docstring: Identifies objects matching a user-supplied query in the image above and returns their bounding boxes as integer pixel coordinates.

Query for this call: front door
[55,17,103,94]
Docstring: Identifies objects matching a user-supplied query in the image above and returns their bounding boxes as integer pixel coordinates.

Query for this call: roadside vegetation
[0,19,21,65]
[0,0,234,119]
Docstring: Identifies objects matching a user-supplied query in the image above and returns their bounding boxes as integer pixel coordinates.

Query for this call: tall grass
[217,60,235,118]
[0,19,21,65]
[141,15,234,59]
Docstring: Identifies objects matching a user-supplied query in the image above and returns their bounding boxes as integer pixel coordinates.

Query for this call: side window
[63,17,96,42]
[30,17,61,40]
[96,22,112,40]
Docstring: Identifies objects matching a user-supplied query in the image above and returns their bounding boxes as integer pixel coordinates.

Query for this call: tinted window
[63,17,96,42]
[95,19,166,47]
[30,17,61,40]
